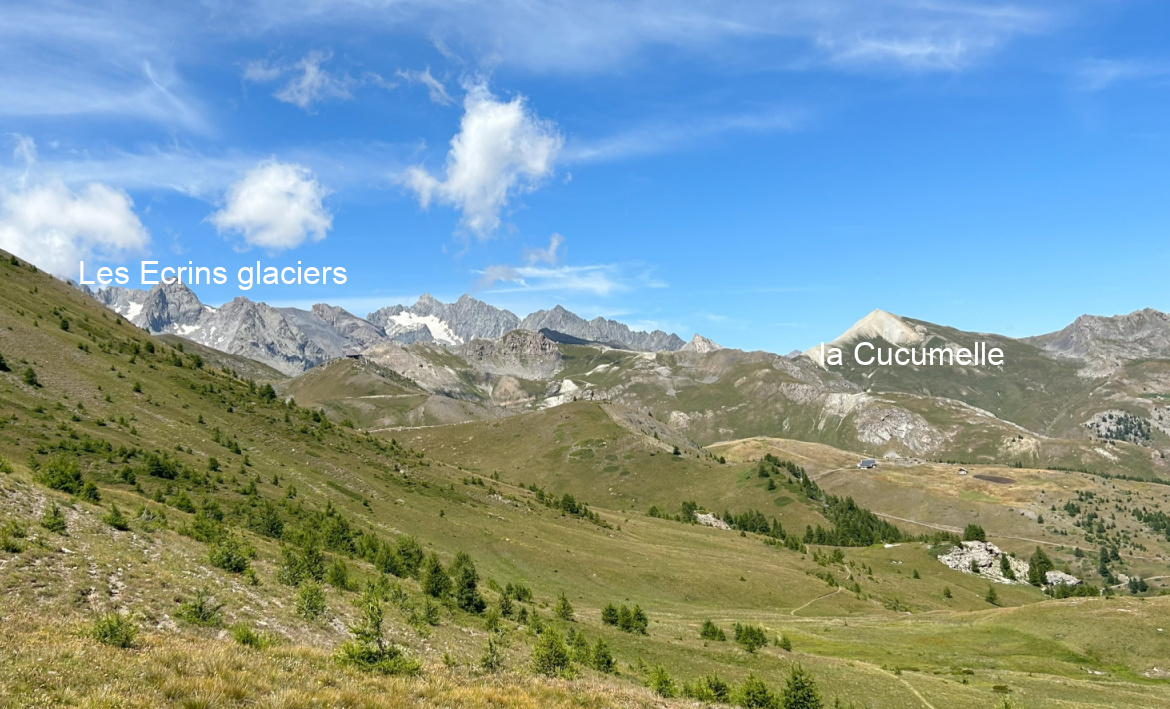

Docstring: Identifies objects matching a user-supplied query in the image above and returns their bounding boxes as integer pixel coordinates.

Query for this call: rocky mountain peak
[680,334,723,353]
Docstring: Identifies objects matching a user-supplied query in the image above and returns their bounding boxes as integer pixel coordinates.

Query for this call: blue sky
[1,0,1168,353]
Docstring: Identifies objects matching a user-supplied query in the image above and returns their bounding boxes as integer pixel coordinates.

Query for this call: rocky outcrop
[938,541,1030,585]
[695,513,731,530]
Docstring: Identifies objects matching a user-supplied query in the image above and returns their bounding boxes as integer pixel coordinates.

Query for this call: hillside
[4,253,1170,708]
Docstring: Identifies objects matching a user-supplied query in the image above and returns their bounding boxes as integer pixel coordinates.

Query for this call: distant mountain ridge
[89,283,692,375]
[74,273,1170,471]
[1024,308,1170,376]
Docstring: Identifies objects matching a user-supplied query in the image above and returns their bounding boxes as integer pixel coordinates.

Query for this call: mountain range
[86,281,1170,473]
[91,283,690,376]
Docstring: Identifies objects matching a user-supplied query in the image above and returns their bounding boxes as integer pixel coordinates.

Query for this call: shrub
[736,673,775,708]
[92,612,137,648]
[778,633,793,652]
[80,481,101,503]
[963,524,986,542]
[684,673,731,703]
[22,367,40,387]
[420,552,451,598]
[614,604,649,634]
[177,588,224,627]
[780,664,822,709]
[591,638,615,673]
[296,581,326,621]
[336,588,420,675]
[208,534,252,574]
[985,585,999,606]
[38,455,83,494]
[394,535,425,577]
[601,602,618,625]
[326,558,353,591]
[1027,547,1054,587]
[700,619,726,641]
[530,629,571,677]
[734,622,769,653]
[451,551,485,613]
[0,455,12,473]
[480,635,504,673]
[277,544,325,586]
[102,502,130,531]
[231,624,272,649]
[569,628,590,663]
[0,527,21,553]
[40,503,68,534]
[649,665,676,697]
[554,591,575,621]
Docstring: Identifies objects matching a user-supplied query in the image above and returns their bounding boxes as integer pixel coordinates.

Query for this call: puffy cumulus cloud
[0,178,150,277]
[404,83,562,238]
[208,160,332,252]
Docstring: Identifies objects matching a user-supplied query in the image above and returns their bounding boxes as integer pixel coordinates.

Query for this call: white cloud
[242,59,284,83]
[475,235,657,296]
[0,176,150,277]
[272,51,354,110]
[523,232,564,266]
[208,160,332,251]
[397,67,452,105]
[477,264,627,296]
[0,4,206,130]
[564,105,809,163]
[249,0,1055,74]
[403,83,562,237]
[1075,58,1170,91]
[12,134,37,168]
[0,140,409,202]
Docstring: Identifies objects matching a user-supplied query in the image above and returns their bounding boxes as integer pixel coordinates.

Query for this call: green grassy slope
[2,252,1170,707]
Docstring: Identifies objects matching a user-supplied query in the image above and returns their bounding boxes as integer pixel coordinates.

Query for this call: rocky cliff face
[311,304,388,349]
[519,305,685,351]
[1025,308,1170,375]
[457,330,562,380]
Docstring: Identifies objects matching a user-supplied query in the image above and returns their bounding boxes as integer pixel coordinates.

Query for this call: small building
[858,459,877,469]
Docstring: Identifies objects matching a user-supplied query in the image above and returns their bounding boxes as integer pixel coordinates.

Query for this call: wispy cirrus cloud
[564,104,811,163]
[475,234,664,297]
[245,0,1059,74]
[1074,58,1170,91]
[396,67,453,105]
